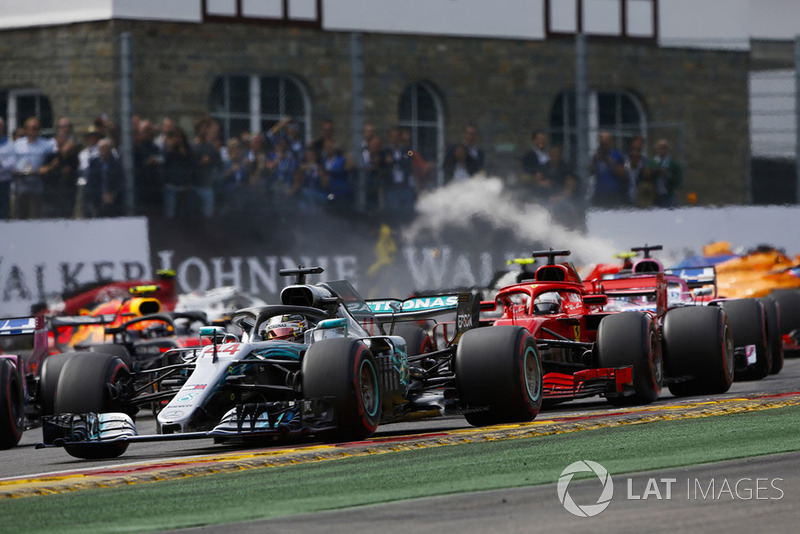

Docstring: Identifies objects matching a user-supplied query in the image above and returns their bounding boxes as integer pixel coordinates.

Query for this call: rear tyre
[55,352,132,459]
[39,352,79,416]
[758,297,784,374]
[596,312,662,405]
[456,326,542,426]
[0,359,25,450]
[718,299,770,380]
[392,324,434,356]
[88,345,133,368]
[303,338,381,441]
[768,289,800,357]
[664,307,734,397]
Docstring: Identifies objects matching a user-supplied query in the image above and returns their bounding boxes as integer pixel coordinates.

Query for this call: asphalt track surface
[2,359,799,532]
[208,452,800,534]
[3,359,800,480]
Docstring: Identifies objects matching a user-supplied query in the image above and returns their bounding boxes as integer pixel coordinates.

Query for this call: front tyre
[758,297,784,375]
[718,299,770,380]
[39,352,79,416]
[769,289,800,357]
[596,312,662,405]
[0,359,25,449]
[456,326,542,426]
[55,352,132,459]
[665,306,734,397]
[303,338,381,441]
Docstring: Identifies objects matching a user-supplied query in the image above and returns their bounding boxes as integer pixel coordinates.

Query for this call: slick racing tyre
[664,306,734,397]
[392,324,434,356]
[768,289,800,357]
[757,297,784,375]
[718,299,770,380]
[596,312,662,405]
[88,344,134,368]
[38,352,79,416]
[55,352,133,459]
[456,325,542,426]
[0,359,25,450]
[303,338,381,441]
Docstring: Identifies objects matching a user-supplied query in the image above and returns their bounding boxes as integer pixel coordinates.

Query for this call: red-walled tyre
[303,338,381,441]
[758,297,784,374]
[596,312,663,405]
[665,306,734,397]
[0,359,25,450]
[719,299,770,380]
[392,324,434,356]
[38,352,79,416]
[456,325,542,426]
[768,289,800,357]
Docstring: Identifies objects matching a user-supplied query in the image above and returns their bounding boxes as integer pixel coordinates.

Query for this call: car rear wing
[368,294,459,316]
[0,316,50,373]
[49,315,118,328]
[664,266,717,297]
[366,293,481,340]
[592,272,669,317]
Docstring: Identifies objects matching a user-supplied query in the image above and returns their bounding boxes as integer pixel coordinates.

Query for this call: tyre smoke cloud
[404,177,619,267]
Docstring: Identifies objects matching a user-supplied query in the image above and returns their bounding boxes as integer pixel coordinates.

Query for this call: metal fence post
[120,32,135,216]
[350,32,365,213]
[575,32,589,213]
[795,35,800,203]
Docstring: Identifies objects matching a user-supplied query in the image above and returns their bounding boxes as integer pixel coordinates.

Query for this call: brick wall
[0,20,750,205]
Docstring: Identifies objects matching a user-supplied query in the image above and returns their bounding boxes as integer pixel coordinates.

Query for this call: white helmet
[261,314,307,342]
[533,292,562,314]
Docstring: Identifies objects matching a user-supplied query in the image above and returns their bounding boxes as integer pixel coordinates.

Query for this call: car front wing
[543,366,634,400]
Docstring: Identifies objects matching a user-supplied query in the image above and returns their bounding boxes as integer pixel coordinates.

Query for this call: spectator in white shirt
[12,117,56,219]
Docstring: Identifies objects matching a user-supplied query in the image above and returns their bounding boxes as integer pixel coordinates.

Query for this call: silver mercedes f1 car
[38,267,543,459]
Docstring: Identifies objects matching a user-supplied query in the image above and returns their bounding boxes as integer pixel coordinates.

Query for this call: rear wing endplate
[664,266,717,288]
[0,317,39,336]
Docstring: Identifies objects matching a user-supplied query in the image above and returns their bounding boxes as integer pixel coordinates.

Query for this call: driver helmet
[262,314,307,342]
[533,292,562,315]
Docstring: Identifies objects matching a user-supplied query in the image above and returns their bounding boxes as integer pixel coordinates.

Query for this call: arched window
[209,75,309,142]
[398,82,444,183]
[1,90,54,135]
[550,90,647,162]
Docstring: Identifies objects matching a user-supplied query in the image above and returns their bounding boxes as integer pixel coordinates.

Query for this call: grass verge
[3,405,799,533]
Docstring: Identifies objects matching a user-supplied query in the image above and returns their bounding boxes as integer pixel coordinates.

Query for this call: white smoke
[404,176,620,267]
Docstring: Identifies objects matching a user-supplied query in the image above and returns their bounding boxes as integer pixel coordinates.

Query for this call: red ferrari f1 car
[480,249,734,405]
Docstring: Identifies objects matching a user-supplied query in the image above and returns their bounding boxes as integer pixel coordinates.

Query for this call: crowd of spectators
[588,130,682,209]
[0,113,681,224]
[0,115,123,220]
